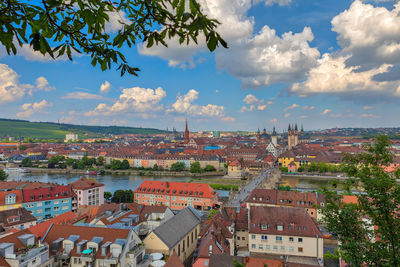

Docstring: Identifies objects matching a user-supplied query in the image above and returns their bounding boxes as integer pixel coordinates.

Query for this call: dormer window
[259,197,262,201]
[261,224,267,230]
[277,225,283,231]
[5,193,16,205]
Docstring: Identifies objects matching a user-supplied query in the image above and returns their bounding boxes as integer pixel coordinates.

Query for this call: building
[248,206,323,260]
[65,133,78,142]
[287,124,299,150]
[246,189,325,219]
[71,178,104,207]
[0,190,23,211]
[134,181,218,211]
[271,126,278,146]
[184,119,190,144]
[44,224,144,267]
[22,185,73,222]
[143,207,202,263]
[0,208,36,231]
[0,229,52,267]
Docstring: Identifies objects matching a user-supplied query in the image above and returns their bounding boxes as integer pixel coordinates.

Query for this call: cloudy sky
[1,0,399,131]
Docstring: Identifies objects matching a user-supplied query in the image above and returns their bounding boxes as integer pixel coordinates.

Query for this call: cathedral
[287,124,299,150]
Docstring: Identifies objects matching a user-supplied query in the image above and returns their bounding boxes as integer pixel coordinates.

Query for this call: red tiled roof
[165,251,184,267]
[29,211,78,239]
[135,180,217,198]
[71,177,104,190]
[0,190,23,205]
[22,185,72,203]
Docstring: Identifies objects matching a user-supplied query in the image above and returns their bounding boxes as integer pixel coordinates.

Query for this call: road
[227,168,271,207]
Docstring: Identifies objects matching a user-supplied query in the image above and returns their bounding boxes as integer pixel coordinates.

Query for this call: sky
[0,0,399,132]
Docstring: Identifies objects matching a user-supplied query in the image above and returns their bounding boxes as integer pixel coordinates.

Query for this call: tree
[204,165,216,172]
[21,157,32,167]
[190,161,202,173]
[321,136,400,266]
[121,159,130,170]
[170,162,185,172]
[96,156,104,166]
[111,190,133,203]
[207,208,218,220]
[110,159,122,170]
[1,0,227,76]
[0,169,8,181]
[104,191,112,200]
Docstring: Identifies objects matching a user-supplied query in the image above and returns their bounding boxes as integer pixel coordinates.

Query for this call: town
[0,121,398,267]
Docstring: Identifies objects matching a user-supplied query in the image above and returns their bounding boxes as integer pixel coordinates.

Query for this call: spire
[295,123,298,131]
[185,118,188,132]
[288,124,291,131]
[301,123,304,132]
[272,126,276,136]
[257,128,260,134]
[184,118,190,144]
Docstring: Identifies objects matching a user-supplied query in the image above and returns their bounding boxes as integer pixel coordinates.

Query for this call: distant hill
[0,118,164,139]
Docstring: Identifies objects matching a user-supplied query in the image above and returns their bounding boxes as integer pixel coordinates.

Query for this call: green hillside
[0,119,164,139]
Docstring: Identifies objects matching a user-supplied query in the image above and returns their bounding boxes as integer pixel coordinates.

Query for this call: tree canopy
[321,136,400,266]
[1,0,227,76]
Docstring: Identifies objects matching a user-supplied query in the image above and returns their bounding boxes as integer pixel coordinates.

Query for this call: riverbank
[25,167,226,177]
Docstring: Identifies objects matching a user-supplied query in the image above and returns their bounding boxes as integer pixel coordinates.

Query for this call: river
[6,172,230,197]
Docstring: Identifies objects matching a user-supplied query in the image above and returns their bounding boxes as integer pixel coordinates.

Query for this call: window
[182,241,185,252]
[237,237,240,240]
[261,224,267,230]
[258,244,263,249]
[62,206,69,210]
[204,259,209,266]
[36,209,43,214]
[54,200,59,205]
[242,237,245,240]
[54,207,59,211]
[276,236,282,242]
[289,237,294,242]
[251,244,256,249]
[289,246,294,252]
[277,225,283,231]
[265,245,270,250]
[280,246,285,251]
[261,235,268,240]
[273,245,278,251]
[62,199,69,204]
[298,238,303,243]
[298,247,303,253]
[251,235,256,240]
[5,194,16,205]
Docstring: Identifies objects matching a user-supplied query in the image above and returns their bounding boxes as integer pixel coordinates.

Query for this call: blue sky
[1,0,399,131]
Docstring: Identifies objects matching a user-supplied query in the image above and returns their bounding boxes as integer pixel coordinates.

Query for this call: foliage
[48,155,66,168]
[0,169,8,181]
[121,159,130,170]
[1,0,227,76]
[207,208,218,220]
[21,157,32,167]
[232,259,245,267]
[204,165,216,172]
[104,191,112,200]
[321,136,400,266]
[96,156,104,166]
[277,185,291,191]
[170,162,186,172]
[209,184,238,191]
[111,190,133,203]
[279,166,288,173]
[190,161,202,173]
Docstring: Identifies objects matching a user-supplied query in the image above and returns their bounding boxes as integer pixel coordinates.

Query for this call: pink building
[134,181,218,210]
[71,178,104,207]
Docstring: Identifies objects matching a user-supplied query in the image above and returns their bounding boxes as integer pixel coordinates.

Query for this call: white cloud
[322,109,331,115]
[257,104,267,111]
[35,77,55,91]
[299,115,308,119]
[255,0,293,6]
[86,86,166,116]
[241,94,268,112]
[16,100,52,118]
[363,105,373,110]
[168,89,230,119]
[361,113,380,118]
[100,81,111,93]
[105,11,131,33]
[0,64,33,104]
[222,116,235,122]
[240,105,255,112]
[270,118,278,124]
[62,92,107,100]
[243,94,259,105]
[331,0,400,70]
[284,113,291,118]
[283,103,299,111]
[302,105,315,110]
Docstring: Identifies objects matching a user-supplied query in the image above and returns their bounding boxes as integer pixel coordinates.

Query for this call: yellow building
[0,190,23,211]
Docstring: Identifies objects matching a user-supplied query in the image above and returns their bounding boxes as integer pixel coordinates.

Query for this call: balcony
[17,244,49,264]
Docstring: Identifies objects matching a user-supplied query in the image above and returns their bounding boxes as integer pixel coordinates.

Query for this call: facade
[143,207,202,263]
[71,178,104,207]
[0,207,37,231]
[249,206,323,260]
[287,124,299,150]
[246,189,325,219]
[0,190,23,211]
[44,224,144,267]
[134,181,218,210]
[0,229,52,267]
[218,207,249,254]
[22,185,72,223]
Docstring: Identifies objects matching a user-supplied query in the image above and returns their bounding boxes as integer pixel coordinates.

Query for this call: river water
[6,172,230,197]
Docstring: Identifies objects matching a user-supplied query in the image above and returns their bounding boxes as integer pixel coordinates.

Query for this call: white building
[65,133,78,142]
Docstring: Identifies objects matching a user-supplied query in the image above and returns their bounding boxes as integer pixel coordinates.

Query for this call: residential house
[0,190,23,211]
[248,206,323,260]
[143,207,202,263]
[0,208,36,231]
[71,178,104,207]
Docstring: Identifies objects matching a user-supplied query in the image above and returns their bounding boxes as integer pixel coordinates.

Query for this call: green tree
[170,162,185,172]
[207,208,218,220]
[21,157,32,167]
[190,161,202,173]
[204,165,216,172]
[104,191,112,200]
[96,156,104,166]
[321,136,400,266]
[111,190,133,203]
[121,159,130,170]
[1,0,227,76]
[110,160,122,170]
[0,169,8,181]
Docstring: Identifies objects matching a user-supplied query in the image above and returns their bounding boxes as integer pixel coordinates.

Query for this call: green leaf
[177,0,185,18]
[207,33,217,51]
[146,35,154,48]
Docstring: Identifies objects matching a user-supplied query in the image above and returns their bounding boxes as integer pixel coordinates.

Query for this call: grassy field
[0,118,164,139]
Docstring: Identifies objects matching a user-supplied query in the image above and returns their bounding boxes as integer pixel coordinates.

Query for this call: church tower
[271,126,278,146]
[287,123,298,150]
[184,119,190,144]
